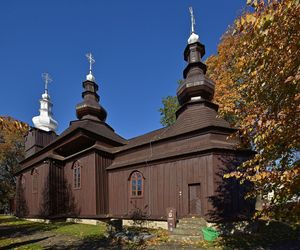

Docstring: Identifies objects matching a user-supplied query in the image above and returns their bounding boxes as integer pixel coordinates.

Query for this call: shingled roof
[112,100,235,153]
[60,119,127,146]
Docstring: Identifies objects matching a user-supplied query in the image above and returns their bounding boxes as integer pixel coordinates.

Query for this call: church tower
[75,53,107,122]
[26,73,58,158]
[32,73,58,132]
[177,7,216,111]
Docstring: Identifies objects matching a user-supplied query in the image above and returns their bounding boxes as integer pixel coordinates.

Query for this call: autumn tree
[223,0,300,222]
[160,0,300,221]
[0,116,28,213]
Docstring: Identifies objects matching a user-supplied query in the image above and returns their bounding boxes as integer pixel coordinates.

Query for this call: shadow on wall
[207,154,255,222]
[39,164,80,218]
[15,176,29,217]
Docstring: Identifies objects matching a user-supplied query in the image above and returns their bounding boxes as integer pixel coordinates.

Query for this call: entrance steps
[169,217,207,243]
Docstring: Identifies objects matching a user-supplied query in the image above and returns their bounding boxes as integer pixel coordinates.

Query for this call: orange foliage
[207,0,300,222]
[0,116,29,208]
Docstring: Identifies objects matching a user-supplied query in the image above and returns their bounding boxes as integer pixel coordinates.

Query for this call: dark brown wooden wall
[17,162,49,217]
[108,154,216,220]
[48,161,64,216]
[95,152,112,215]
[64,153,97,216]
[17,149,251,221]
[17,151,114,218]
[25,129,57,158]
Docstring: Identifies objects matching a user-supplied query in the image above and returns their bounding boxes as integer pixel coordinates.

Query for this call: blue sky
[0,0,246,139]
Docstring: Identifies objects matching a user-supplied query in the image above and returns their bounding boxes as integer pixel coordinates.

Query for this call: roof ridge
[127,127,167,141]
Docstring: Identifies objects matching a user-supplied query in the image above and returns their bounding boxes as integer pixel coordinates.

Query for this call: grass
[0,215,107,239]
[0,215,108,249]
[0,216,167,249]
[3,215,298,249]
[53,222,107,239]
[0,236,45,249]
[0,215,29,226]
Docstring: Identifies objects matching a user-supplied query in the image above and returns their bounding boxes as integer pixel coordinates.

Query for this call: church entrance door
[188,183,201,216]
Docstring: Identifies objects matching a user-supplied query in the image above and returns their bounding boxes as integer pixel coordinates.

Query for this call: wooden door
[188,183,202,215]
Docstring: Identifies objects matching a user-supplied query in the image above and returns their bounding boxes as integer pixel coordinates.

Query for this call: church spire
[176,7,215,106]
[32,73,58,132]
[76,52,107,122]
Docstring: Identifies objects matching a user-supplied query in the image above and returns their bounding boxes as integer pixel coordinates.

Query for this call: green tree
[159,96,179,127]
[0,116,28,212]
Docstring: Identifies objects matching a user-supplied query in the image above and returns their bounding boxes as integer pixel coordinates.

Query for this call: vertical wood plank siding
[63,153,97,216]
[108,154,217,219]
[18,162,49,217]
[95,152,112,215]
[49,161,64,216]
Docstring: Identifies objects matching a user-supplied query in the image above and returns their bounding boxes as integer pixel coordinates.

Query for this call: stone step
[175,227,205,233]
[178,217,206,223]
[177,225,206,228]
[169,234,203,243]
[178,220,206,224]
[167,217,206,244]
[172,228,203,236]
[176,223,206,230]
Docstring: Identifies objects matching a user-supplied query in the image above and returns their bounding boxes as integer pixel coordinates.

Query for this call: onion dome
[32,73,58,132]
[188,32,199,44]
[75,53,107,122]
[177,7,215,106]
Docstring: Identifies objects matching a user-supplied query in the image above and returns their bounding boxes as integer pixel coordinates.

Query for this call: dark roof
[113,101,234,153]
[60,119,127,145]
[163,101,232,137]
[20,101,237,172]
[105,101,240,169]
[120,127,167,150]
[20,119,126,167]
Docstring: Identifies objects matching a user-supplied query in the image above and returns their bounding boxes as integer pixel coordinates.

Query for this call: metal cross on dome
[86,52,95,73]
[189,6,196,34]
[42,72,52,94]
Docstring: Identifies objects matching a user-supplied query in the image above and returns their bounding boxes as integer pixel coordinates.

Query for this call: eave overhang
[16,142,114,176]
[107,147,254,170]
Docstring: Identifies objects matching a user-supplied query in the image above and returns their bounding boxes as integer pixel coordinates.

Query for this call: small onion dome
[86,72,96,82]
[188,32,199,44]
[42,93,50,100]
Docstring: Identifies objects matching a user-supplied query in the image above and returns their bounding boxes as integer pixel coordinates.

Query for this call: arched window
[130,171,144,197]
[73,161,81,189]
[31,169,38,193]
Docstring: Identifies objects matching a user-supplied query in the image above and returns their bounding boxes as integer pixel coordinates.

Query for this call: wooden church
[15,11,253,223]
